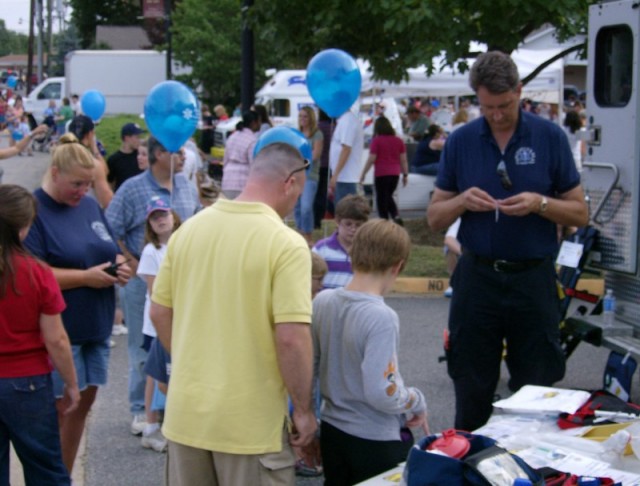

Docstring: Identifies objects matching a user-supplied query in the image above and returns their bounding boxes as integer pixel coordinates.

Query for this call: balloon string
[170,151,175,208]
[325,117,336,219]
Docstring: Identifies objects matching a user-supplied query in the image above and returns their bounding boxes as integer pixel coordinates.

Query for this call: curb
[393,277,604,296]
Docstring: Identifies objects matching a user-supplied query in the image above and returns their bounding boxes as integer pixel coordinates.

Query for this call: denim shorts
[52,338,110,398]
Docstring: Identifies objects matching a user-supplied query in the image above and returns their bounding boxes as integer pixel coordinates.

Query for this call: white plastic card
[556,241,584,268]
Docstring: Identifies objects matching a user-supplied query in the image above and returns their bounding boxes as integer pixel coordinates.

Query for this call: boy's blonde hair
[335,194,371,222]
[311,251,328,277]
[350,220,411,274]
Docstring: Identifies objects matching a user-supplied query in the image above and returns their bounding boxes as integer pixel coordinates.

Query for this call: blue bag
[404,429,543,486]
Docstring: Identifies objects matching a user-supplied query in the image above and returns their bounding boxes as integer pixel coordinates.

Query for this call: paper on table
[492,385,590,415]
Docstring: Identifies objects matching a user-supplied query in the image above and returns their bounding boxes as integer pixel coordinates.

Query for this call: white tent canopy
[362,48,564,102]
[256,48,567,104]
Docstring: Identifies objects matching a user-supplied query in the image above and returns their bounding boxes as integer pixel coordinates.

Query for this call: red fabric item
[0,254,66,378]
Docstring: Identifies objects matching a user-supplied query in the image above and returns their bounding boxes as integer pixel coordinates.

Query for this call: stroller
[28,112,56,152]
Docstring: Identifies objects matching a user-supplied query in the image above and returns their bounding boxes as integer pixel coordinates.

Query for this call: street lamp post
[165,0,172,80]
[241,0,254,112]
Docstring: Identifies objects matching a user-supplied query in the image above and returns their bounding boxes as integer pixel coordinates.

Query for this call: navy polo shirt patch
[515,147,536,165]
[92,221,114,242]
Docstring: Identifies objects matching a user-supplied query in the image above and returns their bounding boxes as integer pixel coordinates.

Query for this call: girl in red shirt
[0,184,79,485]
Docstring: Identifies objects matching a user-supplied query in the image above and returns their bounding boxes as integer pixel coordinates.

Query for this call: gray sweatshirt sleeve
[361,311,427,417]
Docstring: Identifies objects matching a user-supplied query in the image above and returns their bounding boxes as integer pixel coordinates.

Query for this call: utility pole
[165,0,172,80]
[46,0,52,73]
[240,0,254,112]
[36,0,44,84]
[27,0,35,93]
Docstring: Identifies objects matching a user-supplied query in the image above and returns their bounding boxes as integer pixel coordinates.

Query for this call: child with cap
[106,122,147,191]
[137,195,181,452]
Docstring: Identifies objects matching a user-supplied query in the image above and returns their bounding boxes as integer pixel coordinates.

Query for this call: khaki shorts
[165,426,296,486]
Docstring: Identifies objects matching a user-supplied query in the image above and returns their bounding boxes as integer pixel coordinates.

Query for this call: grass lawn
[94,114,203,159]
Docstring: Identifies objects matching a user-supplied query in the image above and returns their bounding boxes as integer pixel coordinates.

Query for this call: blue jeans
[294,179,318,234]
[51,339,110,397]
[334,182,357,206]
[120,276,148,414]
[0,374,70,485]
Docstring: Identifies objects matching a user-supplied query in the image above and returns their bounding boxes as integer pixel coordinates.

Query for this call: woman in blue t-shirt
[24,133,132,475]
[410,124,446,176]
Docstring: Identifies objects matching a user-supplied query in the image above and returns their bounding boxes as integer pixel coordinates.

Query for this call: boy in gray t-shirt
[311,219,429,485]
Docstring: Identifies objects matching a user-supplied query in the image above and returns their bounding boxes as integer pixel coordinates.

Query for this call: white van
[214,70,404,147]
[24,77,65,123]
[214,70,313,147]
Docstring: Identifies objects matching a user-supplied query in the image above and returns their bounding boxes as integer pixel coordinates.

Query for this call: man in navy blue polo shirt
[427,51,589,431]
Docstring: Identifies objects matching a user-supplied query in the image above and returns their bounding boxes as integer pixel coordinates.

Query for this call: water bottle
[513,479,532,485]
[603,289,616,328]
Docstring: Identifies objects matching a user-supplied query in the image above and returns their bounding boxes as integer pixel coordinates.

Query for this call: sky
[2,0,70,35]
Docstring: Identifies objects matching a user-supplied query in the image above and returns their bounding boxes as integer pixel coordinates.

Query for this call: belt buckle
[493,260,508,272]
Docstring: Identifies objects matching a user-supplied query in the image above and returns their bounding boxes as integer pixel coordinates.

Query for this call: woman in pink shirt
[359,117,408,224]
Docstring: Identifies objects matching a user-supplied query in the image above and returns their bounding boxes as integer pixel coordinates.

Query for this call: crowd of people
[0,49,591,486]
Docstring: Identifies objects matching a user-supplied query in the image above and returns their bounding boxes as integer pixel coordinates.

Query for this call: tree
[51,24,82,76]
[171,0,294,108]
[0,19,29,56]
[251,0,595,83]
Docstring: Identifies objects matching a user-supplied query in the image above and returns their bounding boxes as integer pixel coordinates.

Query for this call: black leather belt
[466,252,548,273]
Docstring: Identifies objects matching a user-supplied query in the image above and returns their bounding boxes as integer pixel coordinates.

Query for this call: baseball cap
[121,123,146,139]
[145,195,171,219]
[253,126,312,162]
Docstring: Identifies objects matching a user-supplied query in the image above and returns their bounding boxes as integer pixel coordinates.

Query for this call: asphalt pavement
[1,134,621,485]
[81,296,615,486]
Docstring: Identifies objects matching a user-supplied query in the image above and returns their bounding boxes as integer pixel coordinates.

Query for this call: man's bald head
[250,143,306,182]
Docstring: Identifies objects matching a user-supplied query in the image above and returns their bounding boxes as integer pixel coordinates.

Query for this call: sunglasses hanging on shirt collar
[496,160,513,191]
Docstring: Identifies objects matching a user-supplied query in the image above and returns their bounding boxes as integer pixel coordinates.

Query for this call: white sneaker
[112,323,128,335]
[141,428,167,452]
[130,414,147,436]
[444,286,453,298]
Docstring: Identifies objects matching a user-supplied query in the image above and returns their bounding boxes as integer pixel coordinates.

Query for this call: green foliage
[0,19,29,56]
[170,0,305,108]
[171,0,242,106]
[51,25,82,76]
[95,114,148,158]
[65,0,595,102]
[251,0,596,83]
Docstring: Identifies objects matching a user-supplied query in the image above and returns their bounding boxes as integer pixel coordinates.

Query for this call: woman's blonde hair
[299,106,318,136]
[52,133,95,173]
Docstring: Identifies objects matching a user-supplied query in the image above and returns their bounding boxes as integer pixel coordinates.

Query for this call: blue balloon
[11,130,24,141]
[6,76,17,89]
[306,49,362,118]
[81,90,106,121]
[253,126,312,162]
[144,81,199,153]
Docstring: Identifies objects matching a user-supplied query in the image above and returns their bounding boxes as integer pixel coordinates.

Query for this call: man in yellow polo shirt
[151,140,317,485]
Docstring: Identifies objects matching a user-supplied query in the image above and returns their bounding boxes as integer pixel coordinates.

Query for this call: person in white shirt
[329,110,364,205]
